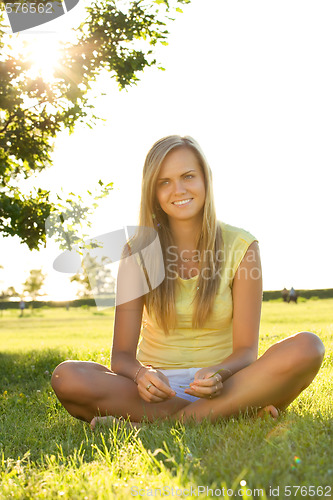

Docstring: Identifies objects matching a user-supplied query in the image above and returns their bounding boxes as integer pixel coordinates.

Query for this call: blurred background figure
[289,287,298,304]
[19,298,25,317]
[281,288,289,302]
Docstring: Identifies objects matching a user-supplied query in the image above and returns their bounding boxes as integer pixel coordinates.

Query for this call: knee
[292,331,325,370]
[51,360,81,400]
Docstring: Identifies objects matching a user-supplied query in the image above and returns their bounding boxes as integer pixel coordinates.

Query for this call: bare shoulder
[234,240,261,280]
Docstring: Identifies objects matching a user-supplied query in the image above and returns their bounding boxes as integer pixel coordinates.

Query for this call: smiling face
[155,147,206,225]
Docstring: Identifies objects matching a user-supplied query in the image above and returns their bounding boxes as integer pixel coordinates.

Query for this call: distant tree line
[262,289,333,301]
[0,256,116,305]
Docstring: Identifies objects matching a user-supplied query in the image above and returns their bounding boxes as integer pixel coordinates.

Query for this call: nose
[174,179,186,195]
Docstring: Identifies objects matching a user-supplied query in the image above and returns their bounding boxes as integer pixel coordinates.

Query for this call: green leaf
[0,0,192,249]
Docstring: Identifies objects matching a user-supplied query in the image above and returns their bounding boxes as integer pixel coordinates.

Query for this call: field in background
[1,298,332,354]
[1,287,333,312]
[0,299,332,499]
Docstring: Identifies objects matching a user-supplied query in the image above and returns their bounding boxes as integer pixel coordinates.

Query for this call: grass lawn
[0,300,332,499]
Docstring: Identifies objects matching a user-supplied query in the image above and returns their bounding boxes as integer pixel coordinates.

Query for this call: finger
[185,390,220,400]
[190,381,223,393]
[139,390,167,403]
[185,385,213,397]
[158,373,173,387]
[192,374,222,387]
[191,380,215,388]
[194,372,222,382]
[185,387,219,399]
[140,380,175,400]
[147,385,175,399]
[148,377,175,397]
[187,386,211,396]
[138,373,172,393]
[184,389,204,398]
[187,383,221,396]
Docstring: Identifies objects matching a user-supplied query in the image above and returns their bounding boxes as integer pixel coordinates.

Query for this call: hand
[136,367,176,403]
[184,366,223,399]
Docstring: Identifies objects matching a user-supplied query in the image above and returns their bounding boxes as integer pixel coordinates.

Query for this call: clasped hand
[184,366,223,399]
[136,367,175,403]
[137,366,224,402]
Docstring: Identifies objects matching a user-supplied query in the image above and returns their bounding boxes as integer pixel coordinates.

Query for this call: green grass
[0,301,332,499]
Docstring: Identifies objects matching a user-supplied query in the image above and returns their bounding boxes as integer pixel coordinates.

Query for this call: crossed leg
[51,332,325,425]
[51,360,190,423]
[174,331,324,422]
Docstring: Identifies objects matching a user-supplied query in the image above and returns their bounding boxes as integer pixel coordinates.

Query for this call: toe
[258,405,279,419]
[90,415,117,430]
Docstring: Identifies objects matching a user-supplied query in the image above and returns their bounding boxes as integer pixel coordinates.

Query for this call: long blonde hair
[134,135,223,334]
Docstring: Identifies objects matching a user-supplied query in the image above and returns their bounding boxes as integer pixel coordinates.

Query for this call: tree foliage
[0,286,18,300]
[70,255,116,299]
[0,0,190,250]
[22,268,46,301]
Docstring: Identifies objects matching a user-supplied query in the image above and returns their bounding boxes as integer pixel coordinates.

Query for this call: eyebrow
[157,169,196,181]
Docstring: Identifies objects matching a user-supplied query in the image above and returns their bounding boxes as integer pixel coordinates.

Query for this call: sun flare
[29,39,60,81]
[26,37,62,82]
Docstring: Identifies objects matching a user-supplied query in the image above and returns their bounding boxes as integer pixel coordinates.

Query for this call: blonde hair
[134,135,223,335]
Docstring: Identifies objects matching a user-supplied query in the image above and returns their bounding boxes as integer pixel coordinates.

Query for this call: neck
[168,217,202,251]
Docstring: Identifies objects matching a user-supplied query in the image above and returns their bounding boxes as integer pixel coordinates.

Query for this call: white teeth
[173,199,192,206]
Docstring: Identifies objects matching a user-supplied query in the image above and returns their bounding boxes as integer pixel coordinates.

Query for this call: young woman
[51,135,325,428]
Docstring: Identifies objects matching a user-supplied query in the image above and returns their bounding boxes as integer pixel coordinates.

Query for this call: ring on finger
[146,383,152,392]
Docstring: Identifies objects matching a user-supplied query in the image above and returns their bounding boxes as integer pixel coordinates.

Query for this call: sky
[1,0,333,300]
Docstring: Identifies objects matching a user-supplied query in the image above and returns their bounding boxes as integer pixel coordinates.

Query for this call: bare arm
[185,241,263,397]
[111,295,144,380]
[110,246,145,379]
[111,251,175,401]
[218,239,262,375]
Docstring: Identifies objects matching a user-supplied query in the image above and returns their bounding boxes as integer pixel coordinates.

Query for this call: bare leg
[51,332,324,424]
[51,361,191,423]
[175,332,325,422]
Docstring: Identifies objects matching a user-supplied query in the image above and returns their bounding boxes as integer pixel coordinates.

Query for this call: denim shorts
[158,367,201,402]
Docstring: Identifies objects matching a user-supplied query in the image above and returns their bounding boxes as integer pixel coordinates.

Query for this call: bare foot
[257,405,279,419]
[90,415,141,431]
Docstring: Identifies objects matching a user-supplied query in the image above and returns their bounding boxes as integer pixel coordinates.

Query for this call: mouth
[172,198,193,207]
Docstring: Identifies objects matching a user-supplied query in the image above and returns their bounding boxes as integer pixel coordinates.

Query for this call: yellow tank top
[136,221,257,369]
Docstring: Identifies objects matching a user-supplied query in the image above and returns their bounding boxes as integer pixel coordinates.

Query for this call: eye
[185,174,194,179]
